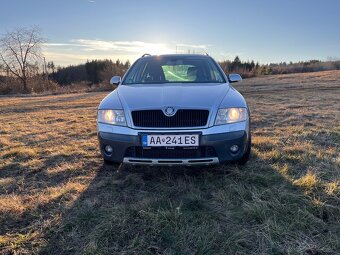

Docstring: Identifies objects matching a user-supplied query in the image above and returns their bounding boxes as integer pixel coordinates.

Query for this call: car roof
[140,54,211,60]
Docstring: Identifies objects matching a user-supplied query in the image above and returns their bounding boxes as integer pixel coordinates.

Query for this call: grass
[0,70,339,254]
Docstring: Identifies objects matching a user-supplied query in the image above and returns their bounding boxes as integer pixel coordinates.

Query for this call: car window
[162,65,196,82]
[123,56,225,84]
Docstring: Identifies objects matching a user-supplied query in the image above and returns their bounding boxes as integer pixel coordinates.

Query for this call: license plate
[142,134,199,147]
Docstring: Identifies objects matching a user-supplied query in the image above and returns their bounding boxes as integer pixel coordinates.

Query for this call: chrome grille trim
[123,157,219,165]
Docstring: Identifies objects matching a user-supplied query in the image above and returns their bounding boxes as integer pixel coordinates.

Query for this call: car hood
[117,83,230,111]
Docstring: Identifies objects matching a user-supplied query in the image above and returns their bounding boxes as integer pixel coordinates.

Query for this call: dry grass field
[0,70,339,254]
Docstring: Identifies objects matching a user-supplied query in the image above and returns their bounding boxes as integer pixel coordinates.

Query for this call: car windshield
[122,56,226,85]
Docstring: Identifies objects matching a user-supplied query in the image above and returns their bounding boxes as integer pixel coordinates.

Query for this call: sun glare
[143,43,173,55]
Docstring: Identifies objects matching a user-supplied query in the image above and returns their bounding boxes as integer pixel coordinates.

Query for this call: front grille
[125,146,217,159]
[131,109,209,128]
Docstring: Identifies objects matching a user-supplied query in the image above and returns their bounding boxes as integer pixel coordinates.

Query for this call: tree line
[219,56,340,78]
[49,56,340,85]
[1,26,340,94]
[49,59,130,85]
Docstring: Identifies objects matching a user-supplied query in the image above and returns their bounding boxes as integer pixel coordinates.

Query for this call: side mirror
[228,74,242,83]
[110,76,121,85]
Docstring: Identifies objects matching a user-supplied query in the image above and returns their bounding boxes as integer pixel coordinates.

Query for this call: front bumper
[98,122,250,165]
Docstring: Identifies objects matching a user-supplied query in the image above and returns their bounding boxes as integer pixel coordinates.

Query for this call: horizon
[1,0,340,66]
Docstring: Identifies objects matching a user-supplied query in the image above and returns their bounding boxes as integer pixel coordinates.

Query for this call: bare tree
[0,27,44,92]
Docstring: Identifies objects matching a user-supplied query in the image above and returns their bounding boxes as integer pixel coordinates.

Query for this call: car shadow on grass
[40,155,340,255]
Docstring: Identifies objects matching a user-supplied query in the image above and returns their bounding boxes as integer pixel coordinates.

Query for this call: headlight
[215,108,248,125]
[97,110,126,126]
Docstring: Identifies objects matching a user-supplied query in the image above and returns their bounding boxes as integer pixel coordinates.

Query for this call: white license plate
[142,134,199,147]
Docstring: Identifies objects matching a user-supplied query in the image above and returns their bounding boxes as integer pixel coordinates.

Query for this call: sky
[1,0,339,66]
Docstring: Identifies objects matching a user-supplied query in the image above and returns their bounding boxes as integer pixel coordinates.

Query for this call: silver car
[97,54,251,167]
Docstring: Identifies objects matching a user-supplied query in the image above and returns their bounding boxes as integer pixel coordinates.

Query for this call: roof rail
[142,53,151,57]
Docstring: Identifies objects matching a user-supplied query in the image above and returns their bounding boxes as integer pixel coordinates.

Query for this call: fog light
[104,145,113,154]
[230,145,239,153]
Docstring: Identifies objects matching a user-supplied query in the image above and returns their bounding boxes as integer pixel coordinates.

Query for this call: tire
[237,134,251,165]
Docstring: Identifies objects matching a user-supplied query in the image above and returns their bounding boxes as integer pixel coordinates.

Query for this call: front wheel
[237,134,251,165]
